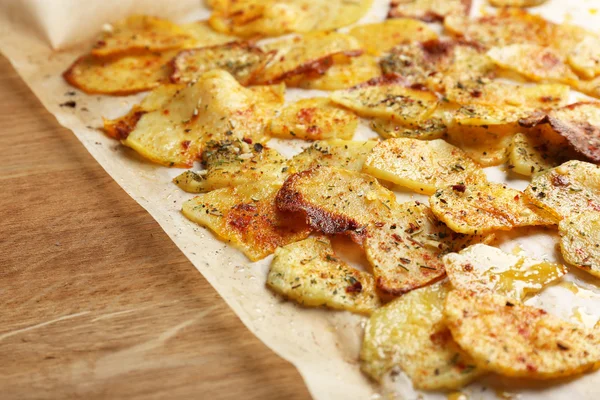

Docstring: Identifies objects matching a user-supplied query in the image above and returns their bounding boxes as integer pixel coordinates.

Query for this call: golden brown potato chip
[361,282,483,389]
[559,212,600,278]
[444,244,566,302]
[523,161,600,220]
[445,290,600,379]
[567,35,600,80]
[489,0,547,7]
[267,237,380,314]
[365,202,490,295]
[370,115,447,140]
[363,138,486,195]
[507,132,570,176]
[348,19,437,56]
[388,0,472,22]
[179,20,238,46]
[430,181,557,235]
[291,140,377,173]
[182,183,311,261]
[276,167,396,243]
[269,98,358,140]
[446,125,515,166]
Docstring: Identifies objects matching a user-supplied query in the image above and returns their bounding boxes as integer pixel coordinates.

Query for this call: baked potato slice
[369,115,447,140]
[444,290,600,379]
[445,125,515,167]
[269,98,358,140]
[267,237,380,314]
[430,181,557,235]
[388,0,472,22]
[182,183,311,261]
[507,132,570,176]
[567,35,600,80]
[444,244,566,302]
[348,19,437,56]
[559,212,600,278]
[291,140,377,173]
[363,138,486,195]
[361,282,483,389]
[489,0,547,7]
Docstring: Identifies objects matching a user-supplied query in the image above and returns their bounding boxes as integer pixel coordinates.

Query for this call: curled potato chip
[276,167,396,242]
[430,182,556,235]
[365,202,490,295]
[291,140,377,173]
[523,161,600,220]
[182,183,311,260]
[445,290,600,379]
[361,282,483,389]
[267,237,380,314]
[348,19,437,56]
[519,102,600,163]
[363,138,485,195]
[559,212,600,278]
[170,42,270,85]
[388,0,472,22]
[507,132,569,176]
[269,98,358,140]
[489,0,547,7]
[444,244,566,302]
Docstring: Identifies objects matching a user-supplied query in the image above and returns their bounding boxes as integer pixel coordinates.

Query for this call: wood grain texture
[0,55,312,400]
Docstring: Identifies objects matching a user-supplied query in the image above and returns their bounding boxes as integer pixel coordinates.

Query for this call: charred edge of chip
[375,271,446,297]
[104,109,147,140]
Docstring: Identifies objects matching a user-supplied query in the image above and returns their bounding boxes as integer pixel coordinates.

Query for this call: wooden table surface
[0,55,312,400]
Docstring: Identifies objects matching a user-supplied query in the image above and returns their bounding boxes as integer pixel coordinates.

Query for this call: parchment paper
[1,1,600,399]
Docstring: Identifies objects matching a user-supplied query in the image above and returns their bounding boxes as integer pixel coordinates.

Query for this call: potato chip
[489,0,547,7]
[567,35,600,80]
[444,244,566,302]
[388,0,472,22]
[182,183,311,261]
[117,69,283,167]
[361,282,483,389]
[179,20,237,46]
[446,125,515,166]
[370,115,447,140]
[559,212,600,278]
[276,167,396,243]
[430,182,557,235]
[269,98,358,140]
[507,132,567,176]
[348,19,437,56]
[170,42,271,85]
[289,54,381,90]
[523,161,600,220]
[291,140,377,173]
[519,102,600,163]
[365,202,490,295]
[363,138,486,195]
[267,237,380,314]
[330,75,439,123]
[444,290,600,379]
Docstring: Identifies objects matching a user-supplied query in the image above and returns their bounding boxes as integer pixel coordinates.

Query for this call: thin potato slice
[179,21,238,47]
[182,183,310,261]
[519,102,600,163]
[559,212,600,278]
[276,167,396,242]
[348,19,437,56]
[524,161,600,220]
[291,140,377,173]
[567,35,600,80]
[489,0,547,6]
[451,104,530,127]
[363,138,486,195]
[269,98,358,140]
[267,237,380,314]
[388,0,472,22]
[445,125,515,167]
[370,116,447,140]
[430,182,556,235]
[507,132,567,176]
[444,244,566,302]
[444,290,600,379]
[330,75,439,123]
[170,42,270,85]
[361,282,483,389]
[173,140,289,193]
[365,202,490,295]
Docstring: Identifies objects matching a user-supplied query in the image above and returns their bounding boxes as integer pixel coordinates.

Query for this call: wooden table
[0,55,312,400]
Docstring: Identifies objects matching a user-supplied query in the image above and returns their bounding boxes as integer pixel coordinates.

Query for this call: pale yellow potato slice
[451,104,530,127]
[363,138,486,195]
[269,98,358,140]
[348,19,437,56]
[173,141,289,193]
[182,183,311,261]
[119,69,283,167]
[507,132,567,176]
[179,21,238,47]
[489,0,547,6]
[370,116,447,140]
[330,76,439,123]
[444,244,566,302]
[524,161,600,220]
[365,202,490,295]
[276,167,397,243]
[254,32,363,84]
[567,35,600,80]
[430,182,557,235]
[361,282,483,389]
[267,237,380,314]
[444,290,600,379]
[388,0,472,22]
[559,212,600,278]
[445,125,515,167]
[291,140,377,173]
